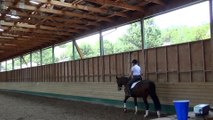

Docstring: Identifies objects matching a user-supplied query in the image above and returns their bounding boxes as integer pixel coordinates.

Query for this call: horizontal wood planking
[0,82,212,107]
[1,39,212,83]
[0,39,212,106]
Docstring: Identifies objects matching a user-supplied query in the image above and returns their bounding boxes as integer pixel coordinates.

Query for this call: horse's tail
[149,81,161,111]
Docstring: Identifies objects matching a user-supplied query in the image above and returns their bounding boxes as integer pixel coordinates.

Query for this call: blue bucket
[174,100,190,120]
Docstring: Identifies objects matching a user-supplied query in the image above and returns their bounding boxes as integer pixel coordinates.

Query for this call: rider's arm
[129,67,133,79]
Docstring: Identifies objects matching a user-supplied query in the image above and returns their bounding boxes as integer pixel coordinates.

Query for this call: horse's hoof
[123,108,127,113]
[134,112,137,115]
[157,111,161,118]
[144,114,148,118]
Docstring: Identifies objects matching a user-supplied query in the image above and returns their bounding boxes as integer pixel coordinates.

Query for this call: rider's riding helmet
[131,59,138,65]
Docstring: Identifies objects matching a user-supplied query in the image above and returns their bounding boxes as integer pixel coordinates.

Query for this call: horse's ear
[116,76,118,79]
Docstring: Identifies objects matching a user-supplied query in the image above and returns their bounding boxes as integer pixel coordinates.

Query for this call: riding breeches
[128,75,142,89]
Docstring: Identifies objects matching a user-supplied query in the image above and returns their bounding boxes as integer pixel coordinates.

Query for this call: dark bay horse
[116,76,161,118]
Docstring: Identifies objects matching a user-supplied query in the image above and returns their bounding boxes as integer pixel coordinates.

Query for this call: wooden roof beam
[11,11,100,26]
[14,10,100,26]
[1,21,79,33]
[0,36,57,42]
[84,0,144,12]
[145,0,165,5]
[7,2,112,22]
[0,31,64,39]
[36,0,109,14]
[9,27,70,36]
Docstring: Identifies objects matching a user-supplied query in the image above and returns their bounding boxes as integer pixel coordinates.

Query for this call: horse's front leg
[123,96,130,112]
[133,97,138,114]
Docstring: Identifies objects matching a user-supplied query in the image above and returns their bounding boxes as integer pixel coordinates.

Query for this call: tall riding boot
[128,87,132,96]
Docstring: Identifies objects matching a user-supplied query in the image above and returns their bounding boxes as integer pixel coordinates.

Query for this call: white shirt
[131,64,141,76]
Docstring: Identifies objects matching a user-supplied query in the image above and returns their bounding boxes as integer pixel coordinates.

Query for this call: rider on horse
[128,59,142,96]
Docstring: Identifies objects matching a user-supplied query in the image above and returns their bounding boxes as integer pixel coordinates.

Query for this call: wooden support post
[155,48,158,82]
[52,45,55,63]
[176,45,180,82]
[5,61,7,81]
[30,52,32,67]
[73,40,84,59]
[72,40,75,60]
[100,31,104,56]
[201,41,206,82]
[40,49,42,65]
[210,0,213,78]
[188,43,192,82]
[141,18,146,79]
[165,47,168,82]
[12,58,14,70]
[20,56,22,69]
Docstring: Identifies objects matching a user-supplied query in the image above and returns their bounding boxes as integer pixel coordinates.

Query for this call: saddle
[131,81,141,89]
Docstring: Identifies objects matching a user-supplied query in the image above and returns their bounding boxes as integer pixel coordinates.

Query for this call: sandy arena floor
[0,91,164,120]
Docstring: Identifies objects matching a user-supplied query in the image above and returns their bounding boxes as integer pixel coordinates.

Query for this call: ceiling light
[0,24,3,32]
[11,15,20,19]
[30,0,40,5]
[6,14,20,19]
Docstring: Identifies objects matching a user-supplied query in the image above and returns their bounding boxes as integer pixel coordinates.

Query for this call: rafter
[146,0,165,5]
[1,21,79,33]
[6,2,112,22]
[14,11,100,26]
[36,0,108,13]
[84,0,144,12]
[1,22,79,33]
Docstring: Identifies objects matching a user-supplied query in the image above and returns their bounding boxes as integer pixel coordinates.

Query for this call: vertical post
[52,45,55,63]
[210,0,213,39]
[210,0,213,78]
[6,61,7,71]
[73,40,75,60]
[12,58,14,70]
[5,61,7,81]
[20,56,22,69]
[100,31,104,56]
[30,52,32,67]
[141,18,146,79]
[40,49,42,65]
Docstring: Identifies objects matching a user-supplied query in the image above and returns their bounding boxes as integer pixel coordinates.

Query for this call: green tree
[55,43,73,62]
[144,18,162,48]
[79,43,95,58]
[119,22,142,51]
[103,40,115,54]
[32,51,41,66]
[160,23,210,45]
[42,48,52,65]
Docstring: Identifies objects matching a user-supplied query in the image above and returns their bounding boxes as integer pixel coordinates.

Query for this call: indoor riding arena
[0,0,213,120]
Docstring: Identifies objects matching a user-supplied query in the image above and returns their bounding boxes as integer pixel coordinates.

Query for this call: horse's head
[116,76,130,91]
[116,76,123,91]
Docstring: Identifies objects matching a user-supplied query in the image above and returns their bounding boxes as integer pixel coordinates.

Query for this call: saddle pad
[131,81,140,89]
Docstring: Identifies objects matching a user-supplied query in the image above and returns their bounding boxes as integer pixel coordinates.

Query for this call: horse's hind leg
[123,96,130,112]
[133,97,138,114]
[143,97,149,118]
[149,91,161,117]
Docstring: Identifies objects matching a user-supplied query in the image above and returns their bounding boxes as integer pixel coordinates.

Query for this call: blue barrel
[174,100,190,120]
